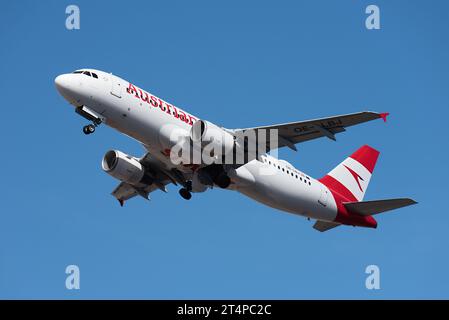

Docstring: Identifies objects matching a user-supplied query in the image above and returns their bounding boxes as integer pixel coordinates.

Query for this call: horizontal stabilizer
[313,220,341,232]
[343,198,417,216]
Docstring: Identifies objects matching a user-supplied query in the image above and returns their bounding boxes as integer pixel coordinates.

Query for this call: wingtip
[401,198,418,206]
[379,112,390,122]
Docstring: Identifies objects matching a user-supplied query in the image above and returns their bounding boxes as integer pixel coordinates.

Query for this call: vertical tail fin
[319,145,380,201]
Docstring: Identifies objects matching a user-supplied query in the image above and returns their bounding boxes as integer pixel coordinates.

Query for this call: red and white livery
[55,68,416,232]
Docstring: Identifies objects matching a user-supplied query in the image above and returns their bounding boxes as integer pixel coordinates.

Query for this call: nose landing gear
[83,124,96,135]
[76,106,103,135]
[82,118,102,135]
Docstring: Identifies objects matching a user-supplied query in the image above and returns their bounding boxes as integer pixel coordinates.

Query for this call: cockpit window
[72,70,98,78]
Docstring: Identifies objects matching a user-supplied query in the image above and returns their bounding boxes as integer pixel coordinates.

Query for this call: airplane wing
[112,180,172,206]
[233,111,389,152]
[110,151,187,206]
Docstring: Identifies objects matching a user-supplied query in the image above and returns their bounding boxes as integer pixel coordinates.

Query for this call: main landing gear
[179,181,192,200]
[215,173,231,189]
[179,188,192,200]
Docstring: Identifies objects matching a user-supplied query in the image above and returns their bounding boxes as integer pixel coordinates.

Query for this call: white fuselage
[55,69,339,223]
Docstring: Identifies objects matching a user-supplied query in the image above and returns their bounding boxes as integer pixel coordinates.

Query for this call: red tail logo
[343,165,364,192]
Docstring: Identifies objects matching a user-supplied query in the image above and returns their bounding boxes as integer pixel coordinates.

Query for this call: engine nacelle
[190,120,235,158]
[102,150,148,185]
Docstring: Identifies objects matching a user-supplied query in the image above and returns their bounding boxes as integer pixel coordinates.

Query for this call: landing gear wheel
[179,188,192,200]
[216,174,231,189]
[83,124,96,135]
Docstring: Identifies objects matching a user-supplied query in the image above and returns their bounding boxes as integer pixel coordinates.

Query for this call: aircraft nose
[55,73,79,104]
[55,74,71,92]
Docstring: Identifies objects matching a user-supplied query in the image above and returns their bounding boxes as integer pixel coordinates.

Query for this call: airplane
[55,68,417,232]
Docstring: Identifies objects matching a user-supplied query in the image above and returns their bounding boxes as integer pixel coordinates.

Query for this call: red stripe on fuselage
[319,175,377,228]
[319,175,357,202]
[330,188,377,228]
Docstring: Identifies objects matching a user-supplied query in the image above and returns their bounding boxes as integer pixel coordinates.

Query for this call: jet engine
[101,150,152,186]
[190,120,235,159]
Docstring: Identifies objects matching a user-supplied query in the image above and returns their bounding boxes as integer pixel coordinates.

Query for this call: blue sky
[0,0,448,299]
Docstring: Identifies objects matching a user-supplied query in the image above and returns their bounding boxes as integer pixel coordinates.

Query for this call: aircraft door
[318,185,328,207]
[110,76,122,98]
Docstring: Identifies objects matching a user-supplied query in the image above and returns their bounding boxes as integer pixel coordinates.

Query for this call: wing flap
[343,198,417,216]
[111,181,173,205]
[112,182,139,202]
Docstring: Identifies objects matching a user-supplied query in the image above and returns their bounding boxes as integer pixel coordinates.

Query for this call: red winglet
[379,112,390,122]
[118,199,124,207]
